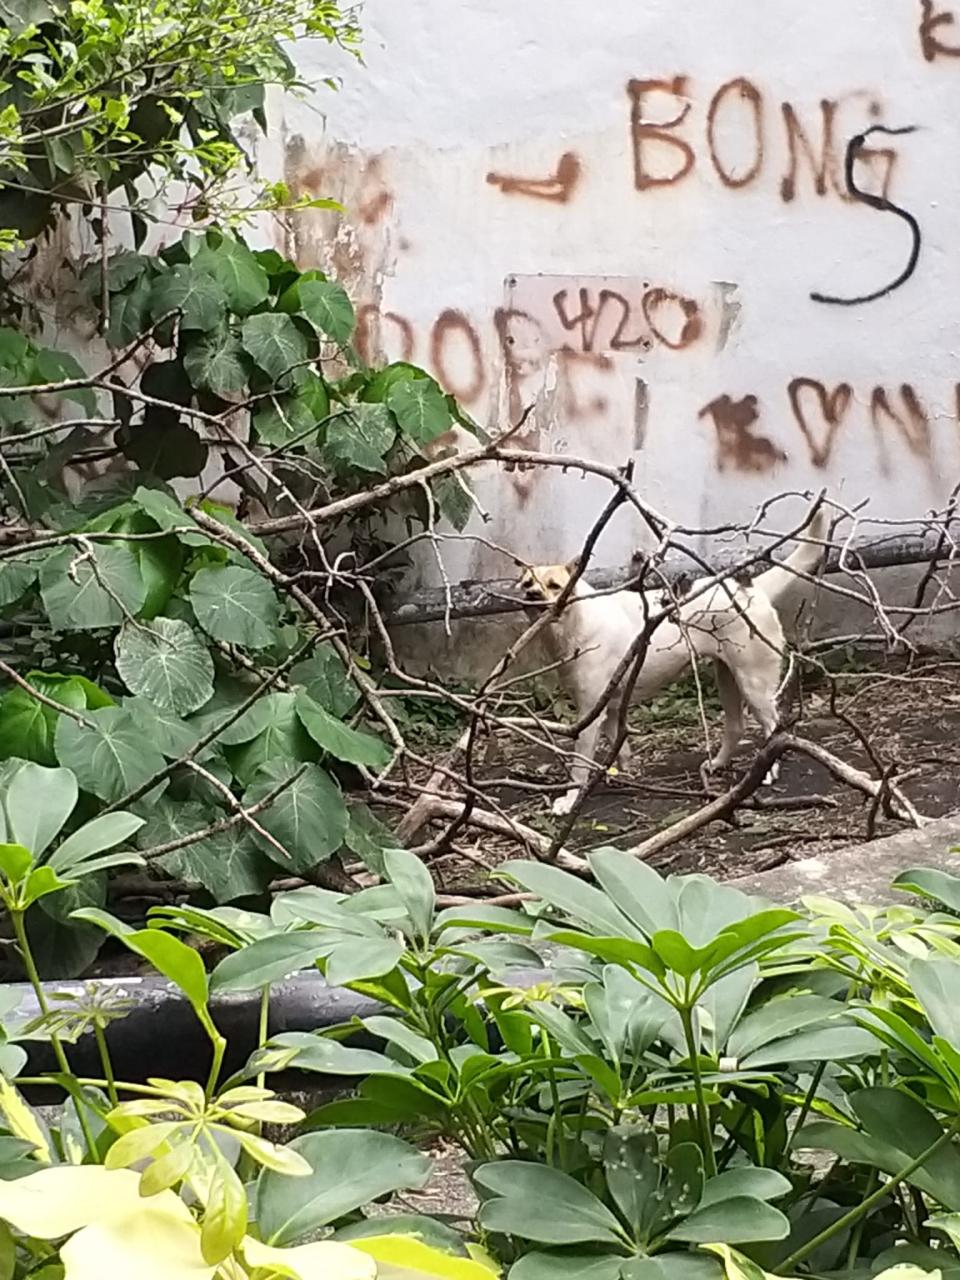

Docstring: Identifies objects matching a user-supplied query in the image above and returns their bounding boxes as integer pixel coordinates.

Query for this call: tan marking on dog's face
[518,563,573,604]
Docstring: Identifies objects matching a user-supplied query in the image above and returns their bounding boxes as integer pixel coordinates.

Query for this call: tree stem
[776,1120,960,1274]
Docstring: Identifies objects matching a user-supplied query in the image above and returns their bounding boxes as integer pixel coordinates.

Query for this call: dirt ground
[400,655,960,890]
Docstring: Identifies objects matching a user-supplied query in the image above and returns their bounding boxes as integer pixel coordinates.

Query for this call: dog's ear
[565,556,582,575]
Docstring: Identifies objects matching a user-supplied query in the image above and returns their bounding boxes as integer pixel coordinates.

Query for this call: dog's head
[517,562,574,606]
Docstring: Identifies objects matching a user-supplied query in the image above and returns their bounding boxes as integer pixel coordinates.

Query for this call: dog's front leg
[553,720,601,816]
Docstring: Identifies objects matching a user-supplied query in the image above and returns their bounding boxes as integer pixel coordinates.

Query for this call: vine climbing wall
[259,0,960,587]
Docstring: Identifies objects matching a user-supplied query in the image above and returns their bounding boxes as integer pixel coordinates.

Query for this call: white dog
[519,509,827,815]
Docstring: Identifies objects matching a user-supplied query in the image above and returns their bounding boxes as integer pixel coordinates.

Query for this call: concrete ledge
[731,811,960,905]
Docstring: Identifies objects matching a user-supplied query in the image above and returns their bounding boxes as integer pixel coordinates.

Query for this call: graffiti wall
[260,0,960,585]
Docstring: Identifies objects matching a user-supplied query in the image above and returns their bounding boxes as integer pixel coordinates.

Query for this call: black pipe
[12,967,552,1102]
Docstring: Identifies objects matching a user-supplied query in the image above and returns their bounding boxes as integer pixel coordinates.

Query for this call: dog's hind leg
[707,661,743,771]
[736,661,782,784]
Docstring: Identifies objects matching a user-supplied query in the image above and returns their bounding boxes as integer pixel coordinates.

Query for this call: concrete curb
[729,811,960,905]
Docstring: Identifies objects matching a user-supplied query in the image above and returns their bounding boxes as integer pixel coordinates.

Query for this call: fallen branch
[407,795,587,873]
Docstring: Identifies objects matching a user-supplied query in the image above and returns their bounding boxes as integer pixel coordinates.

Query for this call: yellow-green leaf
[350,1236,500,1279]
[0,1079,49,1163]
[242,1236,375,1280]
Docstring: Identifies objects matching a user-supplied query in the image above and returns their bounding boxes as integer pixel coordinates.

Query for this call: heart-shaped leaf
[40,545,146,631]
[190,565,280,650]
[115,617,214,714]
[242,763,347,872]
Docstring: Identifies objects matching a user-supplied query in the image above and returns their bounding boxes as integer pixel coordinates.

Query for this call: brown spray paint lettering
[699,394,788,473]
[626,78,896,201]
[355,280,706,407]
[700,381,944,475]
[920,0,960,59]
[486,152,581,203]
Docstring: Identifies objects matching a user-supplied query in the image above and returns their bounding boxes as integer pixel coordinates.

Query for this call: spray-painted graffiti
[624,78,896,202]
[356,276,713,407]
[699,380,947,476]
[486,153,581,203]
[920,0,960,59]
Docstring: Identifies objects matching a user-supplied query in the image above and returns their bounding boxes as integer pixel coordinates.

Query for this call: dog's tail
[753,506,828,605]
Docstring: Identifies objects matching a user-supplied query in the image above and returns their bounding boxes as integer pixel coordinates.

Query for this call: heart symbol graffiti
[788,378,852,468]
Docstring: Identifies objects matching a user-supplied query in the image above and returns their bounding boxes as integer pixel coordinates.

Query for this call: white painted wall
[258,0,960,588]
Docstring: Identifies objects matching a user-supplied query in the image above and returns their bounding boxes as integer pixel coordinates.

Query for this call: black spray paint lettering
[811,124,921,307]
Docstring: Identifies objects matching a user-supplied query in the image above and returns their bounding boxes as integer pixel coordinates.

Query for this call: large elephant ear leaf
[189,565,280,649]
[115,618,214,715]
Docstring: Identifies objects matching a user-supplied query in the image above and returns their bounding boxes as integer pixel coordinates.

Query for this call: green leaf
[242,763,347,872]
[125,697,202,758]
[119,417,208,480]
[193,235,269,315]
[324,403,396,475]
[202,1159,247,1263]
[698,1168,791,1207]
[211,933,330,993]
[132,487,206,544]
[0,556,40,607]
[432,473,473,532]
[255,1129,430,1246]
[47,812,144,875]
[290,645,359,717]
[603,1124,658,1232]
[895,866,960,914]
[257,1031,401,1078]
[623,1256,722,1280]
[190,565,280,650]
[666,1197,789,1245]
[909,956,960,1044]
[40,544,146,631]
[475,1161,624,1246]
[510,1256,625,1280]
[54,707,166,803]
[32,348,95,415]
[107,275,153,347]
[502,860,640,938]
[150,266,227,331]
[224,693,317,784]
[325,936,405,986]
[383,847,435,942]
[296,279,356,344]
[0,688,61,765]
[75,910,209,1014]
[333,1215,466,1255]
[386,378,451,445]
[134,532,184,621]
[182,331,248,397]
[3,761,77,857]
[114,617,214,715]
[240,313,310,383]
[0,843,33,884]
[345,805,394,876]
[148,807,272,904]
[252,394,316,447]
[726,994,848,1061]
[360,1016,438,1065]
[295,691,390,769]
[739,1022,878,1070]
[799,1087,960,1208]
